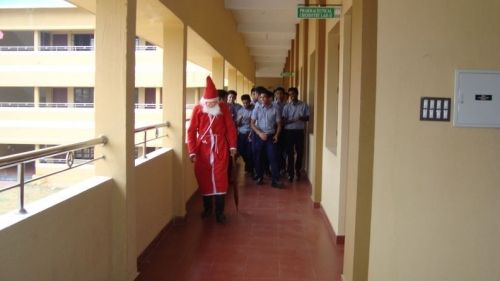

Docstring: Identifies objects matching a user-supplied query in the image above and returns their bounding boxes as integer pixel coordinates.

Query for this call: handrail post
[18,163,27,214]
[143,131,147,158]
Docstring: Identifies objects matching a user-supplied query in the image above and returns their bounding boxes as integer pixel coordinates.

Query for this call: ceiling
[224,0,303,78]
[69,0,303,78]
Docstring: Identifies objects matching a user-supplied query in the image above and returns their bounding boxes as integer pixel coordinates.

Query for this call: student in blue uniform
[250,87,283,188]
[282,87,310,182]
[236,94,254,176]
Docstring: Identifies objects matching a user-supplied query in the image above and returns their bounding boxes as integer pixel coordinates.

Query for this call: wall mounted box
[454,70,500,128]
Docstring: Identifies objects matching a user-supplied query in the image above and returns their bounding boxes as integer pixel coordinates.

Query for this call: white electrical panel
[454,70,500,128]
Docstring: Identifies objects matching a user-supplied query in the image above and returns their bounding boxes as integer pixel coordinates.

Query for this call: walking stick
[231,155,239,212]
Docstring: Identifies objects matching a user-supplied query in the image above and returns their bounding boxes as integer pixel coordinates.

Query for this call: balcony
[0,45,210,88]
[0,46,163,87]
[0,104,163,144]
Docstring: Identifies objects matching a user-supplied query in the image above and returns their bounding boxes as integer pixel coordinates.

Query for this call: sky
[0,0,75,9]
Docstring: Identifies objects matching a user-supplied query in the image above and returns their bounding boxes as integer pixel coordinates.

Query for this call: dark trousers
[277,133,286,173]
[237,132,253,173]
[285,129,305,178]
[203,194,225,215]
[252,133,280,183]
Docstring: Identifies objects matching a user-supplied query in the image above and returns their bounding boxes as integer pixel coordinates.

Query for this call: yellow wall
[369,1,500,280]
[0,108,162,145]
[135,149,174,256]
[0,151,180,280]
[184,155,198,205]
[0,8,94,30]
[321,20,345,234]
[0,50,169,88]
[0,177,113,281]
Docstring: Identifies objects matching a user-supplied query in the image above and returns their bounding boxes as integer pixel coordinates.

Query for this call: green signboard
[297,6,341,19]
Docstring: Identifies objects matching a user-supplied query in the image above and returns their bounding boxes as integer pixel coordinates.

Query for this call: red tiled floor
[136,163,344,281]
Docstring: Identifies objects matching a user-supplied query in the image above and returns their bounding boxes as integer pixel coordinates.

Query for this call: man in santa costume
[187,76,237,224]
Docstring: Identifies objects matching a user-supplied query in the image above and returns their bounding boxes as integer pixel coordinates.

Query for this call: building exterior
[0,6,212,170]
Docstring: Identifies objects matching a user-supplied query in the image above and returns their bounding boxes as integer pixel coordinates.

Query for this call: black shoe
[216,214,227,224]
[271,181,283,188]
[287,175,293,182]
[255,177,264,185]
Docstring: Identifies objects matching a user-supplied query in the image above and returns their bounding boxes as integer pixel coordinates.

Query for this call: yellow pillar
[94,0,137,280]
[236,73,244,95]
[67,87,74,107]
[33,31,40,52]
[212,57,225,89]
[228,68,237,91]
[311,17,326,205]
[241,78,246,94]
[194,88,201,104]
[246,78,251,94]
[163,23,188,217]
[155,87,161,108]
[343,0,378,280]
[33,87,39,108]
[295,24,301,87]
[291,39,295,87]
[138,87,145,107]
[67,31,72,46]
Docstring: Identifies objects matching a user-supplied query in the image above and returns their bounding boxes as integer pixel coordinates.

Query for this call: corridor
[136,164,344,281]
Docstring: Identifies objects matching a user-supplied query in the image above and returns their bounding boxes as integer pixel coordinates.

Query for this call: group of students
[226,86,310,188]
[187,76,309,224]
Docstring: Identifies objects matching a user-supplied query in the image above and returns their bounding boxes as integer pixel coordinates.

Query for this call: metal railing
[0,136,108,214]
[0,102,163,109]
[0,45,158,52]
[134,122,170,159]
[0,102,94,108]
[134,103,163,109]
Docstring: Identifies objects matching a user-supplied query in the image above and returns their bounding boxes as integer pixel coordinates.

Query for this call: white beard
[202,103,221,116]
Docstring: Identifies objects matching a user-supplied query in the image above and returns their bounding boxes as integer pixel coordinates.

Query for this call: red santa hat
[203,76,218,102]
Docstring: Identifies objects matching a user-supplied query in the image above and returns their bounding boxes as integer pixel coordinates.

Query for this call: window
[74,87,94,107]
[73,34,94,50]
[74,147,94,160]
[145,88,156,108]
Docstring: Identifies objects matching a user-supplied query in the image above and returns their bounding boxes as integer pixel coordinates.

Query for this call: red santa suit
[187,78,237,196]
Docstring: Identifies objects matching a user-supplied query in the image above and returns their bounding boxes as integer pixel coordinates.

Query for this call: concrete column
[138,87,146,106]
[241,78,247,94]
[295,24,301,87]
[33,87,40,108]
[194,88,201,104]
[94,0,137,280]
[155,87,161,109]
[236,73,244,95]
[291,40,295,87]
[301,20,309,102]
[67,32,72,46]
[211,57,225,89]
[343,0,378,280]
[227,68,237,91]
[311,18,326,205]
[162,23,187,217]
[33,31,40,52]
[67,87,75,107]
